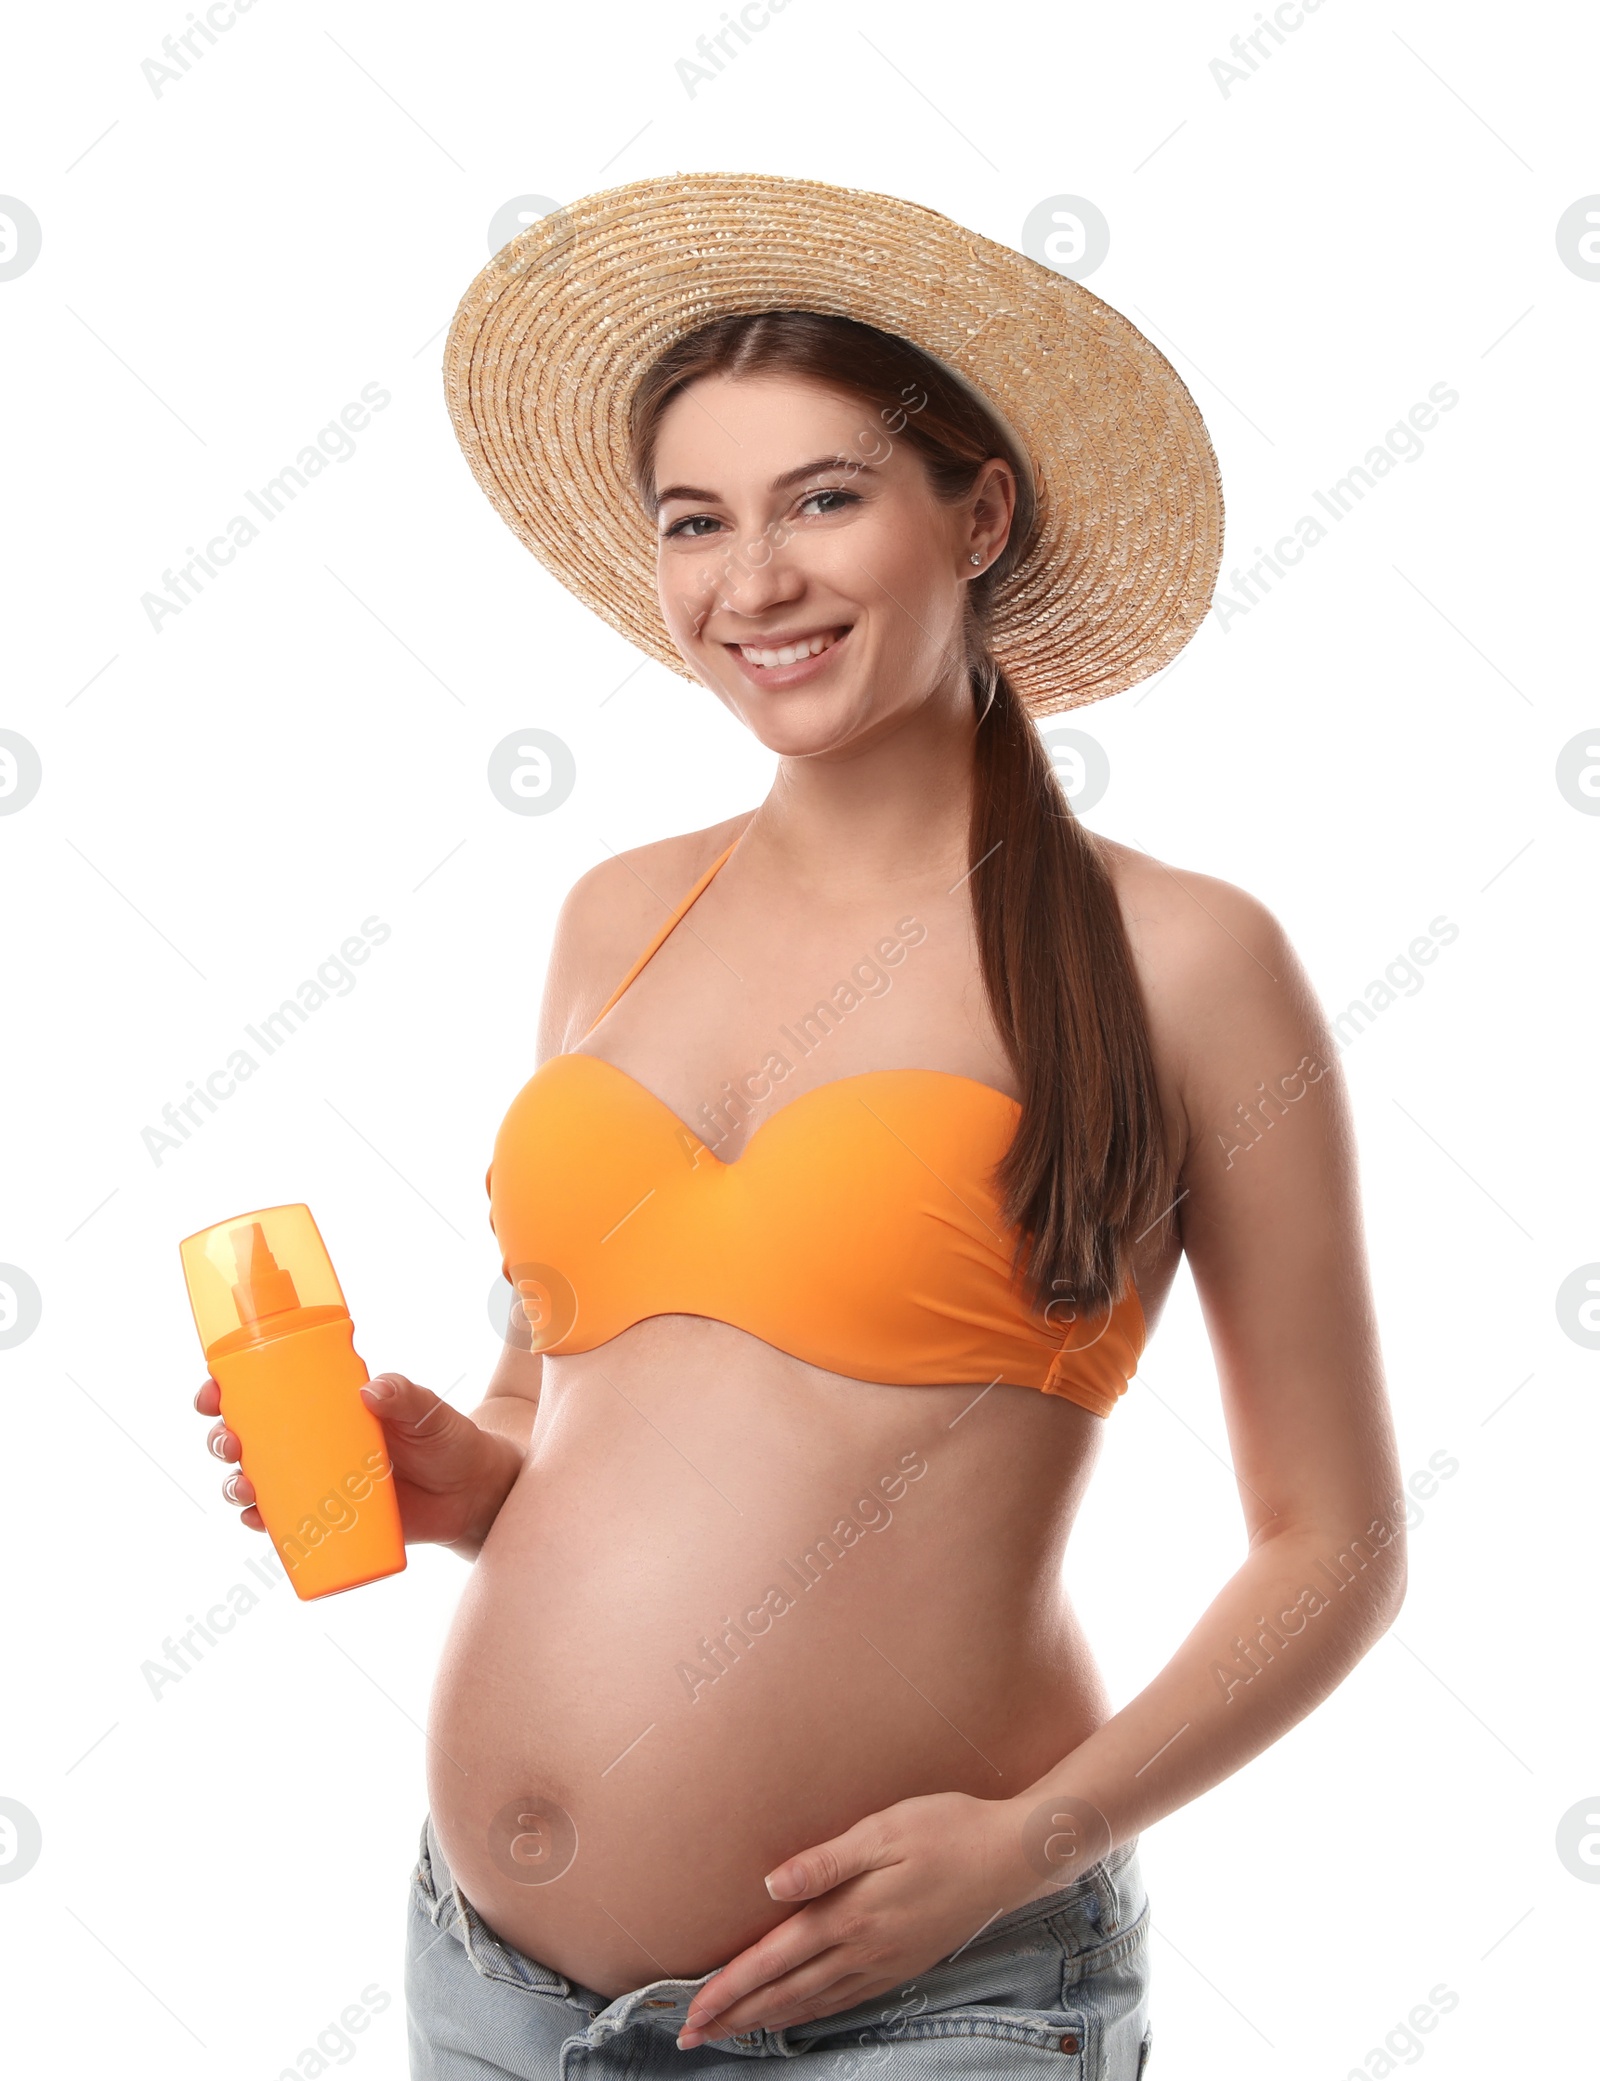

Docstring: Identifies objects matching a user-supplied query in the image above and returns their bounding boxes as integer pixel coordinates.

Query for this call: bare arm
[462,1298,544,1474]
[997,866,1406,1884]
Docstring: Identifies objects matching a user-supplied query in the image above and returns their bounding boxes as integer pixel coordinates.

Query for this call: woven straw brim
[442,173,1224,716]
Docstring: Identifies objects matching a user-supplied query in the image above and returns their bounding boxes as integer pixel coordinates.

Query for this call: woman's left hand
[677,1790,1029,2049]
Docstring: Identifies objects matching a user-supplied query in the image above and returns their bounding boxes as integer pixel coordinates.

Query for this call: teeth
[739,630,841,668]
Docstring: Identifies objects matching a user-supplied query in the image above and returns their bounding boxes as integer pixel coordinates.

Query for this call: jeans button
[1059,2033,1081,2054]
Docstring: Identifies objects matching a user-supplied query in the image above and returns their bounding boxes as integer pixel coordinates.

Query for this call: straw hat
[442,172,1223,715]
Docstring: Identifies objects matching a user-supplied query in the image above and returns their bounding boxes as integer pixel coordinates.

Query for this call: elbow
[1390,1528,1409,1611]
[1380,1547,1407,1628]
[1295,1510,1408,1645]
[1368,1525,1408,1637]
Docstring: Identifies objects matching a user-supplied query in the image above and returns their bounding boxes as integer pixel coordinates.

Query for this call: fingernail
[677,2030,705,2050]
[361,1378,395,1402]
[765,1863,801,1899]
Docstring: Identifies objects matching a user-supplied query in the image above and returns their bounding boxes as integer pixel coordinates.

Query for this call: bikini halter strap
[585,839,740,1036]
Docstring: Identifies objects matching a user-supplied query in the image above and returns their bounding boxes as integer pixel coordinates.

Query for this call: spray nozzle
[229,1221,301,1327]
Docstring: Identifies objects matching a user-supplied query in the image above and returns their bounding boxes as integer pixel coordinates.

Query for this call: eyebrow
[654,455,879,511]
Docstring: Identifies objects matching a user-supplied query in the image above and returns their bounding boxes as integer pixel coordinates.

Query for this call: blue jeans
[406,1813,1154,2077]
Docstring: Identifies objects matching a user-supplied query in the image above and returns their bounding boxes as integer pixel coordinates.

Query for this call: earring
[969,553,982,566]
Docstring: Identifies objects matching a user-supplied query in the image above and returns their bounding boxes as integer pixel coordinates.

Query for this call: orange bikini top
[486,841,1146,1417]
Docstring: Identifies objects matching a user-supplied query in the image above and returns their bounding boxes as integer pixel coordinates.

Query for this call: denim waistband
[416,1805,1142,2021]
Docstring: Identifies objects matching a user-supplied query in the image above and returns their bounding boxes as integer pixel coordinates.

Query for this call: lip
[720,624,853,689]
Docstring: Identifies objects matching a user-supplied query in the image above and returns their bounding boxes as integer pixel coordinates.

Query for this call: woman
[197,175,1405,2075]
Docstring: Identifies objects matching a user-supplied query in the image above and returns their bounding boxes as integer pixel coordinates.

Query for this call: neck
[741,673,980,893]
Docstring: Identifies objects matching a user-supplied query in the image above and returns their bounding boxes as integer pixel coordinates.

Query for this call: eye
[661,512,726,540]
[797,487,859,518]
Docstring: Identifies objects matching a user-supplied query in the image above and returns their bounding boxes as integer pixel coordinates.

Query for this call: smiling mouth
[729,626,849,669]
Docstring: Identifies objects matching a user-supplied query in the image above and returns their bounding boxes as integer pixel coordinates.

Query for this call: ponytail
[968,656,1175,1315]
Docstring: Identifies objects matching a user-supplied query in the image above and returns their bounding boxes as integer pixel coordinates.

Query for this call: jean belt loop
[429,1824,460,1936]
[1091,1858,1121,1935]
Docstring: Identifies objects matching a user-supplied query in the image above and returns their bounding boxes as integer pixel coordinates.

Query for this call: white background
[2,0,1596,2074]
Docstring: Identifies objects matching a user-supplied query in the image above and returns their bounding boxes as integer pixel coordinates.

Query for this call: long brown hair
[629,312,1175,1318]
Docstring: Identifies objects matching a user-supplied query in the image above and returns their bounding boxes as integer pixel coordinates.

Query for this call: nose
[708,530,807,623]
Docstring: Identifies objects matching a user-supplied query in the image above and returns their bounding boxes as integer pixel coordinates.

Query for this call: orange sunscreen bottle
[179,1204,406,1601]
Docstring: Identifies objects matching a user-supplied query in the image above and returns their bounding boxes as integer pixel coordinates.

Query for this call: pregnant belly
[425,1318,1110,1996]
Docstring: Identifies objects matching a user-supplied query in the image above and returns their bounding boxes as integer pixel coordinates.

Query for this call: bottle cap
[179,1203,348,1357]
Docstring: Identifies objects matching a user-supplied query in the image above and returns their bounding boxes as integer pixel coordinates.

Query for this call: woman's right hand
[194,1373,525,1557]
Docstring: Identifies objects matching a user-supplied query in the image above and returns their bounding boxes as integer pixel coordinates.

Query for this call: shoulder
[1097,835,1295,994]
[537,812,755,1058]
[1094,835,1340,1153]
